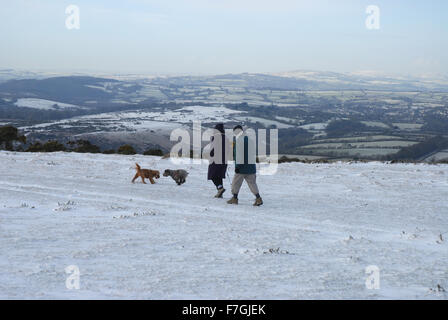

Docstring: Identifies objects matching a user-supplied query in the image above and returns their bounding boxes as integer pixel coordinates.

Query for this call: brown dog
[132,163,160,184]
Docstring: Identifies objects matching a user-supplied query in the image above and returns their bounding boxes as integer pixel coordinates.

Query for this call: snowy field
[0,151,447,299]
[14,98,82,110]
[20,105,245,134]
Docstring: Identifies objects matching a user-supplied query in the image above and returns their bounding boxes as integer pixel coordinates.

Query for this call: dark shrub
[0,125,26,150]
[117,144,136,155]
[278,156,303,163]
[67,140,100,153]
[143,148,164,156]
[26,140,66,152]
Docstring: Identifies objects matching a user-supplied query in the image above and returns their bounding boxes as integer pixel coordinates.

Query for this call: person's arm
[210,135,215,158]
[232,138,236,162]
[244,136,249,165]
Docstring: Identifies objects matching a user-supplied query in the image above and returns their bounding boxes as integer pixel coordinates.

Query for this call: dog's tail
[135,163,141,172]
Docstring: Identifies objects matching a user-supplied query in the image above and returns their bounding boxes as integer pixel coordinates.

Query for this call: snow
[20,105,245,134]
[0,151,447,299]
[299,122,329,130]
[14,98,82,110]
[234,116,293,129]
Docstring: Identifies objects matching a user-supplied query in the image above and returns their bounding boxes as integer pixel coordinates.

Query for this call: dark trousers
[211,177,223,189]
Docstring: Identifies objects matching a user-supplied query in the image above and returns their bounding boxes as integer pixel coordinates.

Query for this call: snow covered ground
[0,151,447,299]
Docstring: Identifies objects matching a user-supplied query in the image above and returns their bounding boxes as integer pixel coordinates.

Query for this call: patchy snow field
[20,105,245,134]
[0,151,447,299]
[14,98,82,110]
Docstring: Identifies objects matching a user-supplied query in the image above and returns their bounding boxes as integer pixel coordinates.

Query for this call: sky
[0,0,447,76]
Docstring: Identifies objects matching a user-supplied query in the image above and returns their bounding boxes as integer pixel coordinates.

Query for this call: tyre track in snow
[2,152,446,244]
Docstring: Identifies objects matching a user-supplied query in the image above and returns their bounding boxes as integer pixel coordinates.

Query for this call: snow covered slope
[0,151,447,299]
[14,98,83,111]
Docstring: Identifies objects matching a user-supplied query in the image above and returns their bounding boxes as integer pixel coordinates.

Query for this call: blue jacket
[233,135,256,174]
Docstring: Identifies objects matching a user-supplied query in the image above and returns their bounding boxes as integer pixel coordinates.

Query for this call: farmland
[1,70,447,160]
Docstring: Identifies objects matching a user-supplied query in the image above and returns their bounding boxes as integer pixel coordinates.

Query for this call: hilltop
[0,151,447,299]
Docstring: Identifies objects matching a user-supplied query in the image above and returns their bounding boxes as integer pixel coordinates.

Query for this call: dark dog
[132,163,160,184]
[163,169,188,185]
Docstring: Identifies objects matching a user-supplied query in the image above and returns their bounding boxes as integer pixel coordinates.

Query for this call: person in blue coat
[227,125,263,206]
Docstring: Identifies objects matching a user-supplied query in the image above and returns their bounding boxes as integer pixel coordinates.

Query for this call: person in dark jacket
[207,123,230,198]
[227,125,263,206]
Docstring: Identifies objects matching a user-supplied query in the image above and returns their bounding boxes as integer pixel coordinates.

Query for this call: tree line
[385,135,448,161]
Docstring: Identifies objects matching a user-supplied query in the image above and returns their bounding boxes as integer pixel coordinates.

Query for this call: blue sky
[1,0,447,75]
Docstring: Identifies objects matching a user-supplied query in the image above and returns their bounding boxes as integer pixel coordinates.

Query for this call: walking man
[227,125,263,206]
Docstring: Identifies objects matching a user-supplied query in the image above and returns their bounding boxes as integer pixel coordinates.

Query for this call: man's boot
[253,197,263,206]
[227,195,238,205]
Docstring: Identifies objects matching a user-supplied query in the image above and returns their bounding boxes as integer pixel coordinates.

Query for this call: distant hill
[0,76,119,104]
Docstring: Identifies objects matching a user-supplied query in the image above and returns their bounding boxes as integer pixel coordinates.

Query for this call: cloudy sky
[1,0,447,76]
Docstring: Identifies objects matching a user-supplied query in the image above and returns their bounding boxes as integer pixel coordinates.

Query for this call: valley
[1,70,447,161]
